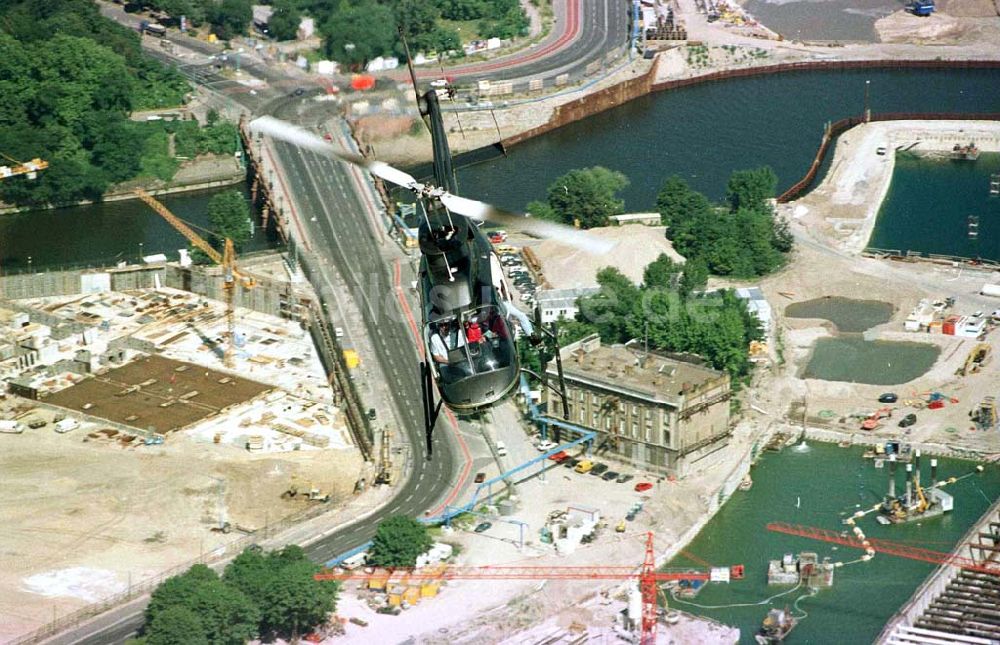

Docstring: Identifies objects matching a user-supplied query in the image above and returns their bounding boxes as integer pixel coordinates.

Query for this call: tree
[145,606,209,645]
[656,174,711,232]
[207,0,252,40]
[577,268,639,343]
[679,257,708,296]
[642,253,681,289]
[267,0,300,41]
[321,1,396,66]
[207,190,252,252]
[369,514,433,567]
[145,564,259,645]
[542,166,629,229]
[725,166,777,213]
[224,545,338,639]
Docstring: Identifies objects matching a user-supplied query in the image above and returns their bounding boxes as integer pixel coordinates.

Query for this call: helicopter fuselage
[417,204,520,413]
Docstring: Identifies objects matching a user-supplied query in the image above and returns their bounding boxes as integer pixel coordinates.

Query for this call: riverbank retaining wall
[501,58,661,148]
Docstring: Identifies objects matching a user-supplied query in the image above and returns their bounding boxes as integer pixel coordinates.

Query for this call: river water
[456,68,1000,213]
[0,185,278,273]
[7,68,1000,272]
[666,441,1000,643]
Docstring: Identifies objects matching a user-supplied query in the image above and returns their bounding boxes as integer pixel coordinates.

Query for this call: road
[427,0,630,86]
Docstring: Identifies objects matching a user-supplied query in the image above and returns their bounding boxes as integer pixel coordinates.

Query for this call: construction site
[0,245,370,637]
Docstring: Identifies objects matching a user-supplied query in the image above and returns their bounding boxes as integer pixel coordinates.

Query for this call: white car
[536,440,558,452]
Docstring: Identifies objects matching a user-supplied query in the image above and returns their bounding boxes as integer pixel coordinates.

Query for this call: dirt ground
[0,397,362,640]
[44,355,272,435]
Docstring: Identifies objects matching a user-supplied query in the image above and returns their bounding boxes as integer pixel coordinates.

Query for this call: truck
[908,0,935,15]
[980,283,1000,298]
[139,21,167,37]
[54,419,79,434]
[0,420,24,434]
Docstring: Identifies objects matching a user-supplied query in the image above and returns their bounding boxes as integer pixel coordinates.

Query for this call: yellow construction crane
[134,188,255,368]
[0,152,48,181]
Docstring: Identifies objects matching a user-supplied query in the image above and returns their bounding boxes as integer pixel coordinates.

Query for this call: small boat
[951,141,980,161]
[755,607,797,644]
[739,475,753,491]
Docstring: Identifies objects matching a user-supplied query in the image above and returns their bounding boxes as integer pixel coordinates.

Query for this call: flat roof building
[544,334,731,477]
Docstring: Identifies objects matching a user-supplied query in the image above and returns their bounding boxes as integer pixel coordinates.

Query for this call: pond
[785,296,894,333]
[802,336,941,385]
[665,441,1000,644]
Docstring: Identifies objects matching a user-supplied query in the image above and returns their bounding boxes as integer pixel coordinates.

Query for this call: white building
[735,287,772,334]
[536,287,599,324]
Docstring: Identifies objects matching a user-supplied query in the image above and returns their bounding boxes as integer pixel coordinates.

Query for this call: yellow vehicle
[495,244,516,253]
[615,520,626,533]
[574,459,593,474]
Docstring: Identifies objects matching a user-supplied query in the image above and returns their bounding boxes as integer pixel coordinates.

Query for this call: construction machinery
[768,521,999,576]
[971,396,997,431]
[282,476,331,502]
[317,532,744,645]
[861,406,893,430]
[0,152,47,181]
[958,343,991,377]
[373,426,393,486]
[134,188,255,368]
[907,0,935,15]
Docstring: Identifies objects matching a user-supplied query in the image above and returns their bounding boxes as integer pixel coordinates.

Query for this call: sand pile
[530,225,685,289]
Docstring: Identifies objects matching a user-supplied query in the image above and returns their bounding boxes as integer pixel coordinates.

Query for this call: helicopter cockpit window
[426,306,514,379]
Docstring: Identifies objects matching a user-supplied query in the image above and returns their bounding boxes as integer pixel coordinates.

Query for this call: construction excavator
[861,406,894,430]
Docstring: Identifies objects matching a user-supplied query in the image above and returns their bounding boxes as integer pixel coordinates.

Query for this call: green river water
[665,441,1000,643]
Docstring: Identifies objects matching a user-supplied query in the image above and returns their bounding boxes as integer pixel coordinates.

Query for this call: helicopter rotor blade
[438,193,613,255]
[250,116,611,254]
[249,116,422,189]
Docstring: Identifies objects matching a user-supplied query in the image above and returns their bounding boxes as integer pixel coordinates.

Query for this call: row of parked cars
[498,247,537,307]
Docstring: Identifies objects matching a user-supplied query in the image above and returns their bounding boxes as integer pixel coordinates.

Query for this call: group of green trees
[527,167,630,229]
[656,168,793,278]
[0,0,189,207]
[140,545,337,645]
[526,165,792,280]
[575,262,763,381]
[303,0,529,66]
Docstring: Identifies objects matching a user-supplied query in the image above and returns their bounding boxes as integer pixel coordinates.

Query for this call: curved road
[409,0,629,86]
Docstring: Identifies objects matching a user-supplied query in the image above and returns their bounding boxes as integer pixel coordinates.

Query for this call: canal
[665,441,1000,644]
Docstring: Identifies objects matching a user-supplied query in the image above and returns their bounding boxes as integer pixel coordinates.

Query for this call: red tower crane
[767,522,1000,576]
[315,532,744,644]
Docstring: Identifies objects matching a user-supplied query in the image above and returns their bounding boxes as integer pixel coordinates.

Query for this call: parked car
[898,413,917,428]
[602,471,619,482]
[878,392,898,403]
[617,473,634,484]
[474,521,492,533]
[474,472,486,483]
[536,440,558,452]
[548,451,569,462]
[625,510,637,521]
[26,419,46,429]
[574,459,594,474]
[590,463,609,477]
[495,440,507,456]
[564,457,581,469]
[367,408,377,421]
[634,482,654,492]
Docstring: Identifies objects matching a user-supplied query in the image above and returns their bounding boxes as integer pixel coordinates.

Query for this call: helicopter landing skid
[420,361,443,460]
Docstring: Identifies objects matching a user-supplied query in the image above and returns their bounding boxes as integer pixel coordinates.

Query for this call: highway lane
[273,140,458,564]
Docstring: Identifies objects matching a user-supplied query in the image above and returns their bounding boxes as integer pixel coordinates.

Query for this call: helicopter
[250,60,608,460]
